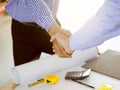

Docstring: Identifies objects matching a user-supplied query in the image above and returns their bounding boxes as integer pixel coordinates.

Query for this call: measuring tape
[28,74,59,87]
[98,84,112,90]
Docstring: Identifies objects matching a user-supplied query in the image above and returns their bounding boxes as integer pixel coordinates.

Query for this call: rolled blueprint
[11,48,97,85]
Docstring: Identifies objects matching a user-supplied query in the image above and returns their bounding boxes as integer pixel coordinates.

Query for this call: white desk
[1,48,120,90]
[56,65,120,90]
[14,64,120,90]
[1,65,120,90]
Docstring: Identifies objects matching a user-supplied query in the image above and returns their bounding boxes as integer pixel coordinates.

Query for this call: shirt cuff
[70,36,80,51]
[37,15,55,31]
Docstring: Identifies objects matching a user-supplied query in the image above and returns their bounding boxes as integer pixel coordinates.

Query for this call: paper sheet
[11,48,97,86]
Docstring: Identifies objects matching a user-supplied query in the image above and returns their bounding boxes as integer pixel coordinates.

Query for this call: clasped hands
[48,22,74,58]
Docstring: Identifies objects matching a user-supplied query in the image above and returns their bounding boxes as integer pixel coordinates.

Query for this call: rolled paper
[11,48,97,85]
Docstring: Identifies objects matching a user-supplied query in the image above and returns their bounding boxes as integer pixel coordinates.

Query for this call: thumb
[50,35,56,42]
[61,30,72,37]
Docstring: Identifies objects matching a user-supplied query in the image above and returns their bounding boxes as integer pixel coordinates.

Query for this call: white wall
[57,0,105,33]
[0,14,14,87]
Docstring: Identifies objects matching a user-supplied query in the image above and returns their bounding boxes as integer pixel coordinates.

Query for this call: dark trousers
[11,19,54,66]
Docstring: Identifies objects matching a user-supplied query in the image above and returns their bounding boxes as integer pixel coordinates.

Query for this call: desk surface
[0,49,98,90]
[1,65,120,90]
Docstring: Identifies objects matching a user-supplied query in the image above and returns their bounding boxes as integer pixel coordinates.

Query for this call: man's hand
[48,22,72,58]
[50,29,73,56]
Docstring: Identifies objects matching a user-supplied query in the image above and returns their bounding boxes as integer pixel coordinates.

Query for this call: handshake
[48,22,74,58]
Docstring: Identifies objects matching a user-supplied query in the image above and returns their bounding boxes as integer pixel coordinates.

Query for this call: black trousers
[11,19,54,66]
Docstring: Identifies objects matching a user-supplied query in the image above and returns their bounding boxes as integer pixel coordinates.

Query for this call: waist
[22,22,42,28]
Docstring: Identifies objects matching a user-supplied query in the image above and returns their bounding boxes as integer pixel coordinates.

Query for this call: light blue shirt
[70,0,120,51]
[5,0,59,31]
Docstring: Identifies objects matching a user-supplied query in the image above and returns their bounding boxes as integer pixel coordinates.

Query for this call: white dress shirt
[70,0,120,50]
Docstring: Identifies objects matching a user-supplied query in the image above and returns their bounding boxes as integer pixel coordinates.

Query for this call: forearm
[48,22,61,37]
[70,0,120,51]
[5,0,56,31]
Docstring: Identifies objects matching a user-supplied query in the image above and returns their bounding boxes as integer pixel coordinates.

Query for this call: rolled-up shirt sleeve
[70,0,120,51]
[5,0,55,31]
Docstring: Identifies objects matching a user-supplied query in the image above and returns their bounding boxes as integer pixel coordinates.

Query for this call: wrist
[48,22,61,36]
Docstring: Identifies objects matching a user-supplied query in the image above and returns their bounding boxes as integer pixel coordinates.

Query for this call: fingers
[48,23,73,58]
[50,29,72,43]
[50,35,55,42]
[52,44,73,57]
[60,30,72,37]
[50,30,73,58]
[52,40,72,58]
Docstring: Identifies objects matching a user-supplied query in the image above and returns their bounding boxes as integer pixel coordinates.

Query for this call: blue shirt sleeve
[5,0,55,31]
[70,0,120,51]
